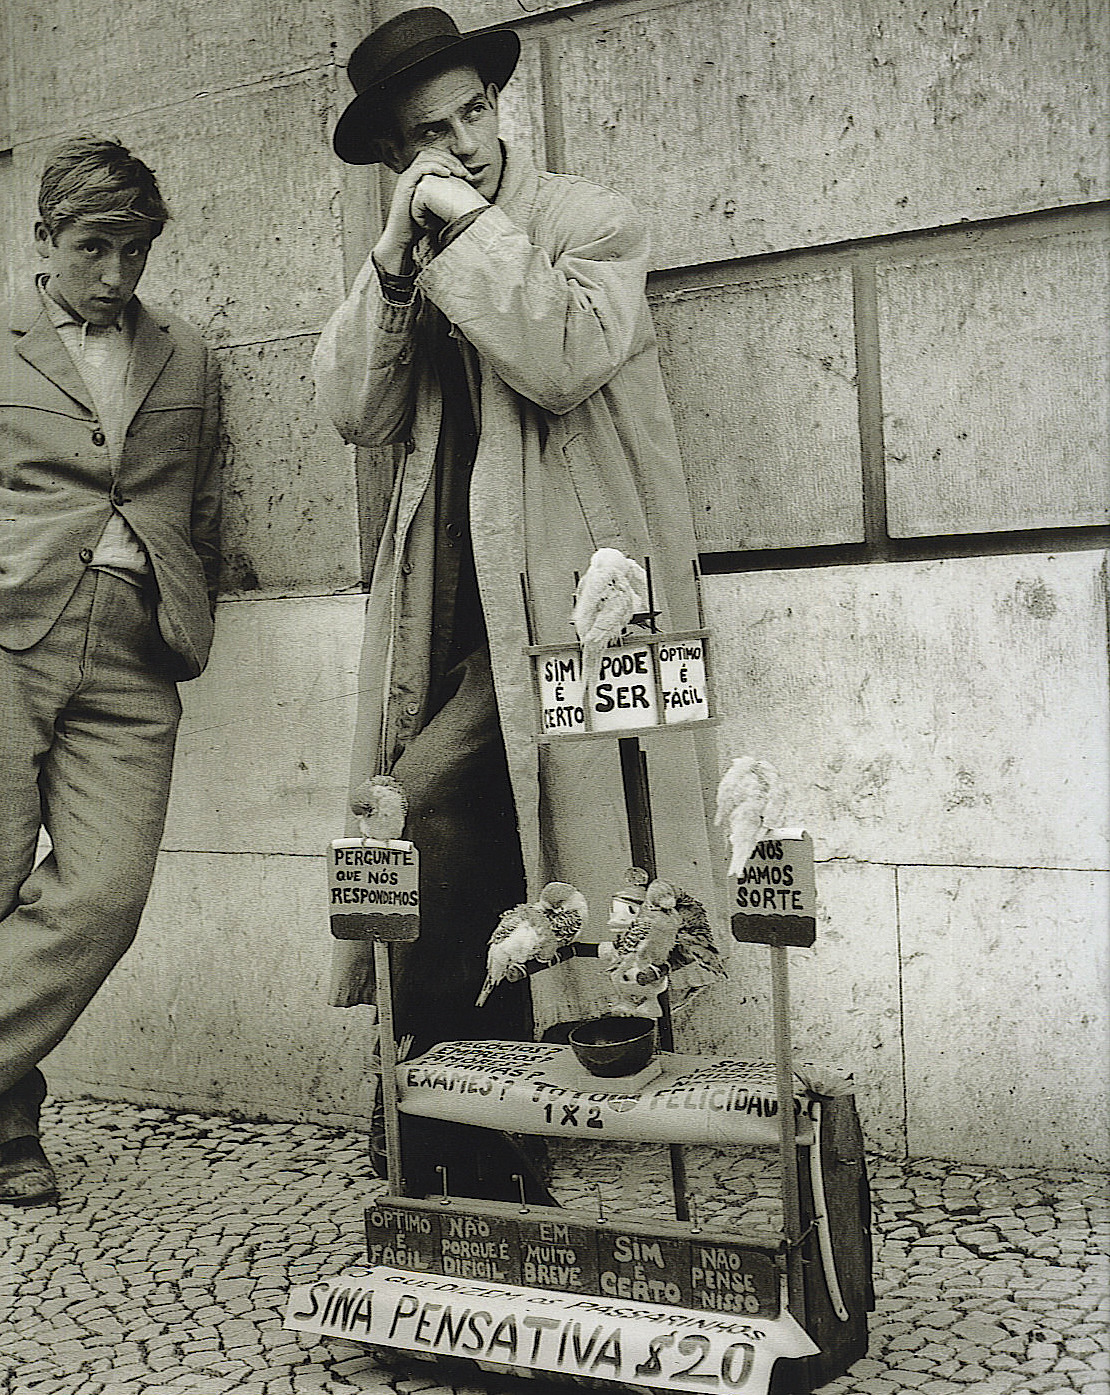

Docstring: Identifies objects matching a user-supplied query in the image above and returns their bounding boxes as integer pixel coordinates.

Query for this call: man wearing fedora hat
[315,8,715,1201]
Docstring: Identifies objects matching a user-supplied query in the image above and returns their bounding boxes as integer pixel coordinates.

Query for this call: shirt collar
[37,274,129,334]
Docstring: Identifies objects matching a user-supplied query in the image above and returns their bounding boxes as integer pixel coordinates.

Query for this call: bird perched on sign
[714,756,787,876]
[351,773,408,841]
[476,881,588,1007]
[572,547,651,678]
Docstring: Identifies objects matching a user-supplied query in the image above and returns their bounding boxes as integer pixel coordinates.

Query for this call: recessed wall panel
[652,268,862,550]
[879,225,1110,537]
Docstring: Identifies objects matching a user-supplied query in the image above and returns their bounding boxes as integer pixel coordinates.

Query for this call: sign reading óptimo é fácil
[329,838,419,942]
[730,831,816,948]
[530,631,712,740]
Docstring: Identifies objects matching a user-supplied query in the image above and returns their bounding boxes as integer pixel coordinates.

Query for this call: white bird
[572,548,650,678]
[351,773,408,841]
[714,757,787,876]
[476,881,587,1007]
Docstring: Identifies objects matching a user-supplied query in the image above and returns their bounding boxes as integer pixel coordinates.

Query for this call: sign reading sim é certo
[328,838,419,942]
[530,630,713,740]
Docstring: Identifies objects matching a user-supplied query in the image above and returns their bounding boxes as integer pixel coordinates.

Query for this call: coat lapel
[11,291,95,413]
[123,301,175,421]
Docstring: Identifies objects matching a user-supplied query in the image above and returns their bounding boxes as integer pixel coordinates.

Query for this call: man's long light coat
[315,148,721,1030]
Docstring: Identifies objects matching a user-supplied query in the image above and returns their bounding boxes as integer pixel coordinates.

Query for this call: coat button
[404,702,419,716]
[80,547,94,563]
[91,429,106,446]
[444,521,464,542]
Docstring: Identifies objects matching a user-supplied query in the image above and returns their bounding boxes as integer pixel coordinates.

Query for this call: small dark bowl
[569,1016,656,1077]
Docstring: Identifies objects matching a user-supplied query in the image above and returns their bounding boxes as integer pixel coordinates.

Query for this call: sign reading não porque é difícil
[530,631,712,740]
[328,837,419,942]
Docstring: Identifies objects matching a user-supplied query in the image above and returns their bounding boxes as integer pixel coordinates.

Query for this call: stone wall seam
[893,862,909,1159]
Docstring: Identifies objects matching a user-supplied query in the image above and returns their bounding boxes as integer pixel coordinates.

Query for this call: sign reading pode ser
[530,631,713,740]
[730,831,816,948]
[328,837,420,942]
[590,643,659,732]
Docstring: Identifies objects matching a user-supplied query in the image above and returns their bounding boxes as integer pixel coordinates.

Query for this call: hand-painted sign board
[396,1040,816,1148]
[328,838,419,942]
[730,831,816,948]
[529,630,713,741]
[285,1266,818,1394]
[363,1198,781,1319]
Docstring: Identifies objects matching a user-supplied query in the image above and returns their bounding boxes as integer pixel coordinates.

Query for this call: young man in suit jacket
[0,136,221,1203]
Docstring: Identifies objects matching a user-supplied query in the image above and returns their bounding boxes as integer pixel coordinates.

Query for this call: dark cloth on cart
[390,309,529,1048]
[377,310,549,1202]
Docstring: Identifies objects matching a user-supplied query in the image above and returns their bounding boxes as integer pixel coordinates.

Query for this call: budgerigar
[572,547,650,678]
[535,879,589,943]
[351,773,408,841]
[714,756,787,876]
[600,878,682,987]
[476,881,587,1006]
[668,886,727,982]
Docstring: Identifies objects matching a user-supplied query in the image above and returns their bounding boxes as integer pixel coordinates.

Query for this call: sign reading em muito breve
[531,631,712,740]
[328,838,419,942]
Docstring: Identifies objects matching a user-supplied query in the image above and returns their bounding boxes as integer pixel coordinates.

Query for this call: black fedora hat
[333,8,521,165]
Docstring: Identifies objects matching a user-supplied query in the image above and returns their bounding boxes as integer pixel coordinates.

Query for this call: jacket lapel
[11,290,95,413]
[123,301,175,422]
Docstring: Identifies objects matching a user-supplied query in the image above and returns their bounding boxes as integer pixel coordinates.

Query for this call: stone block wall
[3,0,1106,1163]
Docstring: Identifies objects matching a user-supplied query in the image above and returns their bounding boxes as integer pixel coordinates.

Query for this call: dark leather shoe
[0,1136,58,1205]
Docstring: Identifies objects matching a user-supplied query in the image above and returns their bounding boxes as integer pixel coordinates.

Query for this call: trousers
[0,570,182,1142]
[378,645,557,1202]
[390,645,530,1054]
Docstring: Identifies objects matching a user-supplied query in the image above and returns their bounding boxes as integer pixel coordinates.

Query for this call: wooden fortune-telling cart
[287,559,873,1395]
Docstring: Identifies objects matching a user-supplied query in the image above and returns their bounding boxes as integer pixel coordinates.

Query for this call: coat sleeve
[417,184,652,416]
[191,346,222,611]
[312,253,421,447]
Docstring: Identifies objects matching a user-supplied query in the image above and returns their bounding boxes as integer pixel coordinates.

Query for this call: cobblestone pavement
[1,1099,1106,1395]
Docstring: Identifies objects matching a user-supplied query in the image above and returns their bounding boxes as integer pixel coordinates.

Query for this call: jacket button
[404,702,419,716]
[91,429,106,446]
[444,521,464,542]
[80,547,94,563]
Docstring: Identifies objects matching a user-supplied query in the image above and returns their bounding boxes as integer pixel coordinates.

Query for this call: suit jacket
[1,286,221,680]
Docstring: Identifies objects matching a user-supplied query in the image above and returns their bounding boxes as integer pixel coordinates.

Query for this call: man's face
[389,64,504,202]
[35,216,153,326]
